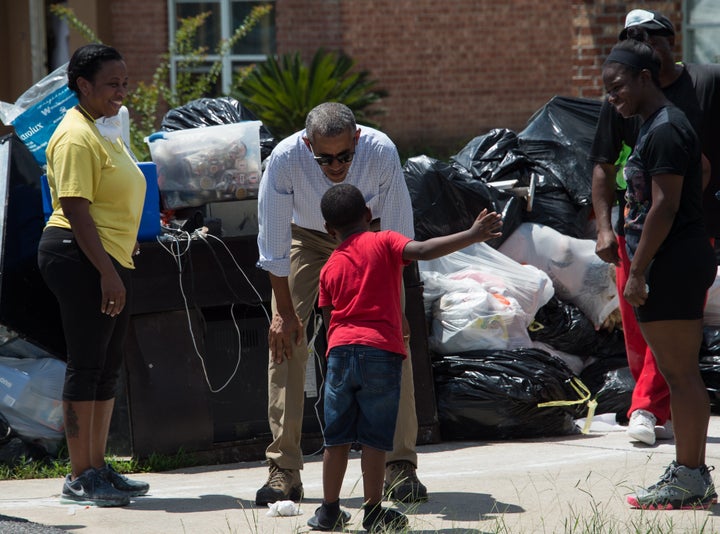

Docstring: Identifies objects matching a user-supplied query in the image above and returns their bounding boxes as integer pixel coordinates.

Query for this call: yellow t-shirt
[46,107,146,268]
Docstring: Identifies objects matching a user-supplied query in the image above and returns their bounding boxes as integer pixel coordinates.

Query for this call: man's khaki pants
[266,225,419,472]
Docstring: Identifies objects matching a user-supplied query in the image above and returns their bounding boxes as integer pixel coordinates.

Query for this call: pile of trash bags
[404,96,640,440]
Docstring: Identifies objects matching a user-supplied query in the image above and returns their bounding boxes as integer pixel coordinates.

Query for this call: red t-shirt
[319,230,412,357]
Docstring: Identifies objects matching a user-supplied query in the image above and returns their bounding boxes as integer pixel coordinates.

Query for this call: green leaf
[232,49,387,140]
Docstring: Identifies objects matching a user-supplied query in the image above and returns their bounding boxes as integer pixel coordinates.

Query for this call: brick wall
[108,0,168,87]
[572,1,682,99]
[100,0,684,155]
[275,0,575,151]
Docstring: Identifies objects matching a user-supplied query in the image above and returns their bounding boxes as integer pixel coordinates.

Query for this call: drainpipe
[28,0,47,82]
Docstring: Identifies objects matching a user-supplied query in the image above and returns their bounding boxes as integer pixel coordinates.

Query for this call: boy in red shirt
[309,184,502,531]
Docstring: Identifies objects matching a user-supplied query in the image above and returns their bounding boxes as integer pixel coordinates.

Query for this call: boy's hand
[470,209,503,241]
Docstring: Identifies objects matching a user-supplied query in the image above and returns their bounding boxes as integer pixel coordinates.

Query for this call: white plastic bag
[419,242,554,353]
[499,223,618,329]
[0,63,78,166]
[0,356,66,440]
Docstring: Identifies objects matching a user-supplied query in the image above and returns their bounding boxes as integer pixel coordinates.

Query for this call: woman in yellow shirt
[38,43,148,507]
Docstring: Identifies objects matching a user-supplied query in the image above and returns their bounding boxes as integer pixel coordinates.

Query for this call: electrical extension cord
[191,226,209,239]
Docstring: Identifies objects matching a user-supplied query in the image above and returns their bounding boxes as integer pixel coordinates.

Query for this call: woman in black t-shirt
[602,39,717,510]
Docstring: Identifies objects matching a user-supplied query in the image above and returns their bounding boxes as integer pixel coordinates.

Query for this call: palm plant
[232,49,387,140]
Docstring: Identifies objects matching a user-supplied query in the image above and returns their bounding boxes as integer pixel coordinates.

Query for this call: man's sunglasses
[310,145,355,166]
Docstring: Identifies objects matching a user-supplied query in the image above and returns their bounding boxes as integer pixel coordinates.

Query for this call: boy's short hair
[321,183,367,229]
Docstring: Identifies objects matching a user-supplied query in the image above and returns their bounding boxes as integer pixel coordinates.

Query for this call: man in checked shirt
[255,102,427,506]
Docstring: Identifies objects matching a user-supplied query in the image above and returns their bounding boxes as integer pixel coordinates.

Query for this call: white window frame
[168,0,275,95]
[683,0,720,63]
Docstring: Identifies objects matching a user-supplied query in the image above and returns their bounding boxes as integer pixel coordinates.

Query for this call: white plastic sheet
[499,223,618,329]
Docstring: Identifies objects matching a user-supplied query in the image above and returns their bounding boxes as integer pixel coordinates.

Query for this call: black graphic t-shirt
[623,105,706,258]
[590,63,720,237]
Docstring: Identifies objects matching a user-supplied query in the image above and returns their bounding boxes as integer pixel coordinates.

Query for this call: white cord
[202,232,271,324]
[306,311,327,457]
[154,230,248,393]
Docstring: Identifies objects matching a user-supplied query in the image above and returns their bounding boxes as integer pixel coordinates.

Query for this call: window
[684,0,720,63]
[168,0,276,95]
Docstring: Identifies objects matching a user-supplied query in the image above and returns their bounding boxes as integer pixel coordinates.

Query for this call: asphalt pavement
[1,414,720,533]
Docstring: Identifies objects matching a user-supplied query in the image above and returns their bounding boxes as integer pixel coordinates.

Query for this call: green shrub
[232,49,387,140]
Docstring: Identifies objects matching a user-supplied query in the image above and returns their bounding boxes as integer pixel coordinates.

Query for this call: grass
[0,446,201,480]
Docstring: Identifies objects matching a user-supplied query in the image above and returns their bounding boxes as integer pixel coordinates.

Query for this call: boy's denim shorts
[323,344,403,451]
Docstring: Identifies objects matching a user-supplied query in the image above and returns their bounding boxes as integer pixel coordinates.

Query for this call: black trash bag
[702,327,720,356]
[578,356,633,422]
[700,355,720,412]
[590,366,635,420]
[529,297,626,358]
[0,412,52,467]
[451,129,529,183]
[0,412,10,445]
[0,437,52,467]
[403,155,523,248]
[529,297,598,355]
[522,184,593,238]
[449,97,602,239]
[517,96,602,207]
[432,348,583,440]
[160,96,277,161]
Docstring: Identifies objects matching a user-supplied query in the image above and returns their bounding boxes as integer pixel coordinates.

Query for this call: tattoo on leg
[66,403,79,438]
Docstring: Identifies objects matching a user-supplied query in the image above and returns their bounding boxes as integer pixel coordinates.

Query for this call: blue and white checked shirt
[257,126,414,277]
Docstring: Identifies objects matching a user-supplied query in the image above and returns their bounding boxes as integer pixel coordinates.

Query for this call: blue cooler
[40,162,161,242]
[136,162,161,242]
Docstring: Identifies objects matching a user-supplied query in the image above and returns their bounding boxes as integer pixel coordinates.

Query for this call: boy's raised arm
[403,209,503,261]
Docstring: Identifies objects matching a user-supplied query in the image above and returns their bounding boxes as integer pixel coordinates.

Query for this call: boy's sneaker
[384,460,428,502]
[99,463,150,496]
[627,409,656,445]
[307,502,351,531]
[60,468,130,507]
[362,504,408,533]
[627,464,713,510]
[255,460,303,505]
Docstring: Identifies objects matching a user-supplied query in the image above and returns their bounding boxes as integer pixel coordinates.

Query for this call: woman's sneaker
[60,468,130,507]
[627,464,713,510]
[99,463,150,496]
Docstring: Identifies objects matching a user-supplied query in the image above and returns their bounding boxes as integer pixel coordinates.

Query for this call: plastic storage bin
[146,121,262,210]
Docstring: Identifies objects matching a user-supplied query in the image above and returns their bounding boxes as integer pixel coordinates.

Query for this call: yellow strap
[537,377,597,434]
[527,321,544,333]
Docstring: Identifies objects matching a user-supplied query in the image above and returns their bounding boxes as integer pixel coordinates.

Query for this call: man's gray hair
[305,102,356,142]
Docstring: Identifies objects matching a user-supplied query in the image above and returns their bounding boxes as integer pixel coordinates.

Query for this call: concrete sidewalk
[1,414,720,533]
